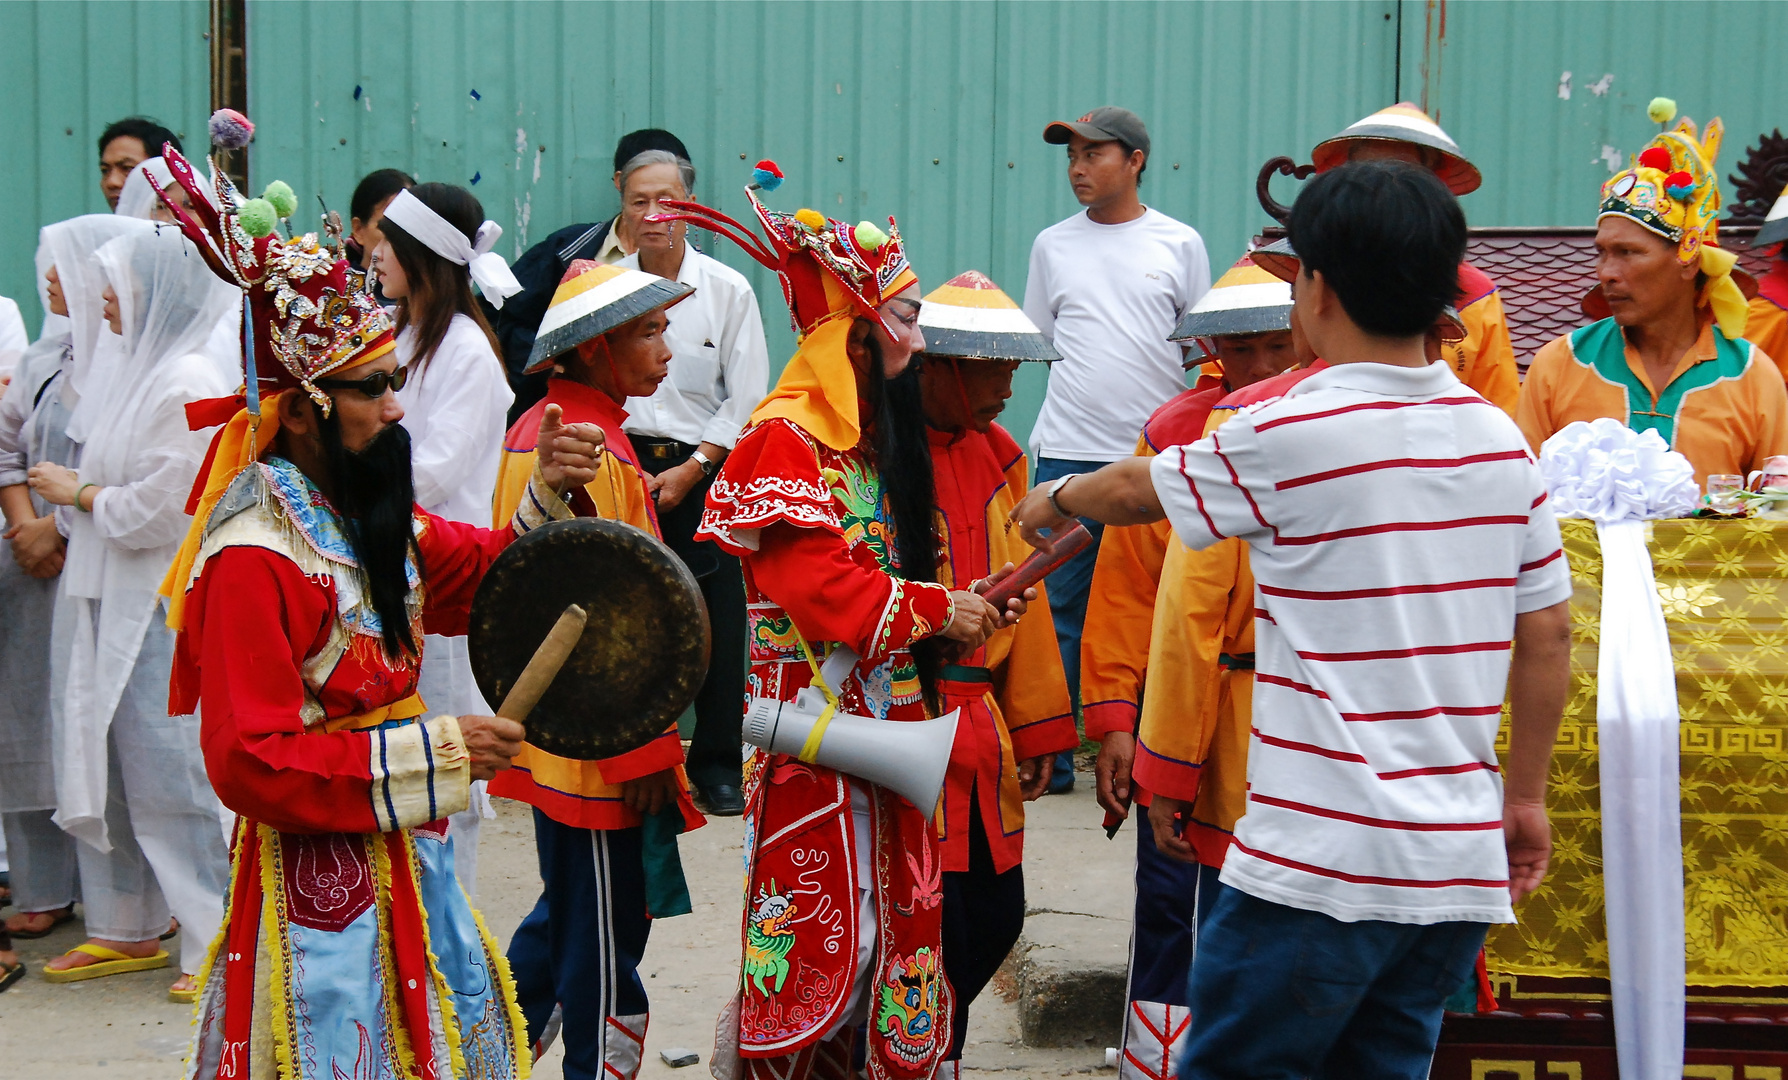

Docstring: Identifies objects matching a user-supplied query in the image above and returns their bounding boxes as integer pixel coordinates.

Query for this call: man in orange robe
[915,272,1077,1080]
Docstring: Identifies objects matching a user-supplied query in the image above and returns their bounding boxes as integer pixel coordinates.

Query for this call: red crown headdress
[650,159,916,337]
[156,130,395,417]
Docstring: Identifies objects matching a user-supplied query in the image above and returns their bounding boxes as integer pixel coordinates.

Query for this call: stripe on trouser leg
[593,830,619,1068]
[603,1013,648,1079]
[1119,1001,1191,1080]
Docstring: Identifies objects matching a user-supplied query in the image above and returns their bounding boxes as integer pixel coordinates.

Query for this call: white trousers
[71,625,229,974]
[418,633,493,900]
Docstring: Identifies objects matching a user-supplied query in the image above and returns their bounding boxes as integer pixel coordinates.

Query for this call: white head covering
[380,187,523,308]
[115,157,176,220]
[39,214,154,427]
[50,227,235,850]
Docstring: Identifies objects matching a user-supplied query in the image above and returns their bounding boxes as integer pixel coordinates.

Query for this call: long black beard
[319,414,421,659]
[863,339,943,712]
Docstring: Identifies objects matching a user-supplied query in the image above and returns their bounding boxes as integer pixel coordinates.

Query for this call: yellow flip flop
[41,942,170,983]
[168,980,199,1004]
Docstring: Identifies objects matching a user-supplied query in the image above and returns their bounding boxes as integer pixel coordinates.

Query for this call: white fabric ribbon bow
[1540,418,1691,1080]
[380,188,523,309]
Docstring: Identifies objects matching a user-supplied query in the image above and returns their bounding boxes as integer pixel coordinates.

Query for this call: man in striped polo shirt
[1009,160,1573,1079]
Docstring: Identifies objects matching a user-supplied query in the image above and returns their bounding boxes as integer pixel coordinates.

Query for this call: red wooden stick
[977,523,1092,610]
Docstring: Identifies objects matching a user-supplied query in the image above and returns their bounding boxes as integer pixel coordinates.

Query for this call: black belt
[634,436,699,462]
[938,664,994,687]
[1220,652,1255,671]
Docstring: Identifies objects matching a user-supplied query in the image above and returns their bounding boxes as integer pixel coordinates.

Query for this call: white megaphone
[742,647,960,817]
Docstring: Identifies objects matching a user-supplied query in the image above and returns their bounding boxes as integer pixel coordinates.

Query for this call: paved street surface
[0,774,1128,1077]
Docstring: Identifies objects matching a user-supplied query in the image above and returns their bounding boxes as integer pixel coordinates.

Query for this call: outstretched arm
[1008,457,1163,552]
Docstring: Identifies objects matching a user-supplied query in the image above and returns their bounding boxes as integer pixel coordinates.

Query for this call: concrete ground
[0,772,1131,1078]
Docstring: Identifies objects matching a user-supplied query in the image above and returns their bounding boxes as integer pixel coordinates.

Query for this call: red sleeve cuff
[1082,699,1139,740]
[596,728,685,785]
[1008,711,1078,762]
[1130,735,1205,804]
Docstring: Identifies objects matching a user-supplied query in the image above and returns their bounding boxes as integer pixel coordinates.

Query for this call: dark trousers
[507,810,652,1080]
[636,440,749,789]
[1180,884,1487,1080]
[1033,455,1110,779]
[940,800,1026,1061]
[1128,803,1208,1006]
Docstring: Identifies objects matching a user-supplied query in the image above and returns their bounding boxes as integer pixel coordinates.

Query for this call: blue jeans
[1181,885,1487,1080]
[1032,456,1110,782]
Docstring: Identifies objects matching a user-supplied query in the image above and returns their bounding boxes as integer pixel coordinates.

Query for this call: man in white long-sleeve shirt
[617,149,770,816]
[1022,106,1210,792]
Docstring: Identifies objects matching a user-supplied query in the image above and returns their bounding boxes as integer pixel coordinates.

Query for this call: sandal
[168,974,198,1004]
[7,905,75,940]
[0,960,24,993]
[160,918,180,941]
[41,942,169,983]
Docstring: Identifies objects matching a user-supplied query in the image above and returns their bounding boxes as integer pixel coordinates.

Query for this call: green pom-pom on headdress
[854,221,889,251]
[1648,97,1677,124]
[238,198,278,238]
[261,180,298,220]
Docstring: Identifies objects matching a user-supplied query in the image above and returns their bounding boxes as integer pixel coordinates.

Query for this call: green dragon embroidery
[743,880,798,997]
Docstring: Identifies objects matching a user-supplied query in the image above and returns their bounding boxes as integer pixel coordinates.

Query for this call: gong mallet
[496,603,589,724]
[977,523,1093,610]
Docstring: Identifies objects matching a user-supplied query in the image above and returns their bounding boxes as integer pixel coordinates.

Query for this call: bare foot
[5,905,74,935]
[44,937,161,973]
[170,973,198,994]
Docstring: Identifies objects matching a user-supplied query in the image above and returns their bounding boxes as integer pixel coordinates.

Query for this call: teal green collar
[1565,318,1750,445]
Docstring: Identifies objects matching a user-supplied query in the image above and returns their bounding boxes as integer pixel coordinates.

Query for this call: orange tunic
[1517,313,1788,488]
[929,423,1076,874]
[1080,385,1228,812]
[487,377,699,832]
[1131,364,1324,866]
[1749,259,1788,383]
[1447,264,1520,415]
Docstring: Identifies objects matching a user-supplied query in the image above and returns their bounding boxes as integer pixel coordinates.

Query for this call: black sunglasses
[314,365,410,399]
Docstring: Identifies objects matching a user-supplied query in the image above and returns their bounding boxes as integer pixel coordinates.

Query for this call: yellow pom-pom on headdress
[793,208,826,233]
[1647,97,1677,124]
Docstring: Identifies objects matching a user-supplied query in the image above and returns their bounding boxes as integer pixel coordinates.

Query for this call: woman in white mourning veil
[0,215,143,958]
[116,158,242,390]
[27,225,234,1001]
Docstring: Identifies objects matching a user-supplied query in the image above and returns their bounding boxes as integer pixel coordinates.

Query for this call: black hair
[1288,160,1464,337]
[613,129,690,174]
[99,117,181,159]
[381,182,502,377]
[351,168,416,223]
[1120,141,1147,181]
[861,338,944,712]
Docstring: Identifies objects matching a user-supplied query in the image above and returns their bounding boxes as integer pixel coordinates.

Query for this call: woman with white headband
[373,182,518,898]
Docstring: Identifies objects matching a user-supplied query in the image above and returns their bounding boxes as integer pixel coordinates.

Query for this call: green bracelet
[75,482,98,512]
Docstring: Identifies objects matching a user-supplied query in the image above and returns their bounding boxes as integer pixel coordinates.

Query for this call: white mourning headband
[380,188,523,309]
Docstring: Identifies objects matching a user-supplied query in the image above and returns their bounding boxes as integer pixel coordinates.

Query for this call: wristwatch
[690,449,718,478]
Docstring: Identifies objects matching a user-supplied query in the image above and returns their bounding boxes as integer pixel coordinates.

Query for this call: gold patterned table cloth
[1485,517,1788,987]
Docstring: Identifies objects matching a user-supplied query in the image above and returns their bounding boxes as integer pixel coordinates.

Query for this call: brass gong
[469,518,710,761]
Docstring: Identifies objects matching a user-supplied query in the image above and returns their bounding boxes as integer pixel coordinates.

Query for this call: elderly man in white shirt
[616,149,770,816]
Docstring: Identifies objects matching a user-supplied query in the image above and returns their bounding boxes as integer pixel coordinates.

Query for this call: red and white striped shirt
[1151,360,1571,924]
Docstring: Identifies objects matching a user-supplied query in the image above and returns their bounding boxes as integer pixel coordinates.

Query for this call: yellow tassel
[406,833,470,1080]
[259,825,300,1080]
[466,888,536,1077]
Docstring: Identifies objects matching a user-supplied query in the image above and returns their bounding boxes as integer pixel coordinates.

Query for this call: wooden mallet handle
[496,604,588,723]
[977,523,1093,610]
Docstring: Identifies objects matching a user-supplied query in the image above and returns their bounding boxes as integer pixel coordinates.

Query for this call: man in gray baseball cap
[1043,106,1152,165]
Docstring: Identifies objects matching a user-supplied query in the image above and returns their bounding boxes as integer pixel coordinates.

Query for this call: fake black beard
[863,340,943,710]
[320,415,421,659]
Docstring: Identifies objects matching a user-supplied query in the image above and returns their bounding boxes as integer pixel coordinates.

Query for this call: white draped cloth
[1540,418,1696,1080]
[50,227,234,849]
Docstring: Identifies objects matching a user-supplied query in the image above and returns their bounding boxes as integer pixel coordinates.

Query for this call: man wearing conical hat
[1517,113,1788,487]
[490,258,707,1079]
[150,132,608,1078]
[1746,184,1788,375]
[654,167,1016,1080]
[1311,103,1519,415]
[1078,253,1301,1079]
[911,271,1076,1080]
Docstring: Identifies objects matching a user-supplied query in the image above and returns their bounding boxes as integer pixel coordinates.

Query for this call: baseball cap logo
[1079,113,1095,123]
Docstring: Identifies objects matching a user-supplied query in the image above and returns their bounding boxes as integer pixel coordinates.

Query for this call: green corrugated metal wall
[5,1,1784,446]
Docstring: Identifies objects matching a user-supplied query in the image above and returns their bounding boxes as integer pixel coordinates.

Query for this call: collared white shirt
[1152,360,1571,925]
[619,246,770,449]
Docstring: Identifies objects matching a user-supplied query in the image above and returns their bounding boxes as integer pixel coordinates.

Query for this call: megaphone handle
[496,603,589,723]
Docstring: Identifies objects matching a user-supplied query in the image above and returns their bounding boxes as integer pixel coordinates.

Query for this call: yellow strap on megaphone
[792,632,840,763]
